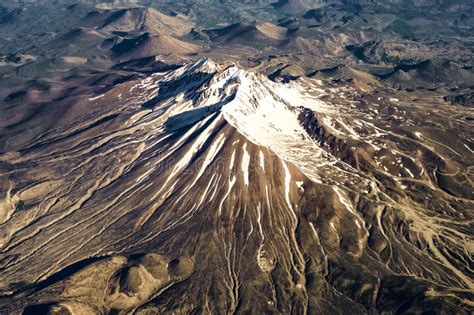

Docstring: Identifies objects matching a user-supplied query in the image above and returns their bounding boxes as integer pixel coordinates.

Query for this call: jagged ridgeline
[0,59,472,314]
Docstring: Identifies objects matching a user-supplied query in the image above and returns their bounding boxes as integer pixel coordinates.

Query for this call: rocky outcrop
[444,92,474,107]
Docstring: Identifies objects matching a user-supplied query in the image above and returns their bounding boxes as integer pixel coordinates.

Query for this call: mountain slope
[271,0,319,14]
[111,32,200,61]
[377,59,474,86]
[0,58,473,314]
[205,22,287,47]
[90,7,194,36]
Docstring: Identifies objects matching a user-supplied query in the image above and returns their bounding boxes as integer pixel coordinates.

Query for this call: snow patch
[282,160,293,211]
[259,151,265,171]
[242,143,250,187]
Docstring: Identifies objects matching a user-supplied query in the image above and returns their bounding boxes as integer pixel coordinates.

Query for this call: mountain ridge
[1,58,472,313]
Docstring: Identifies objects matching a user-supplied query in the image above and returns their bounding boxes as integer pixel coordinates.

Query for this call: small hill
[112,56,181,73]
[303,8,331,23]
[271,0,317,14]
[255,22,288,40]
[377,59,474,86]
[309,64,379,90]
[286,37,322,54]
[111,32,200,61]
[56,28,105,43]
[346,39,471,65]
[347,40,395,64]
[205,22,287,47]
[50,28,107,53]
[87,7,194,36]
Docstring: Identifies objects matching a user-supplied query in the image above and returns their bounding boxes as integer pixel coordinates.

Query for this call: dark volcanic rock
[346,40,389,64]
[0,6,22,24]
[444,92,474,107]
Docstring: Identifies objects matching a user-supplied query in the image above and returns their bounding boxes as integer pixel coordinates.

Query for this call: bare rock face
[346,40,397,64]
[0,58,473,314]
[444,92,474,107]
